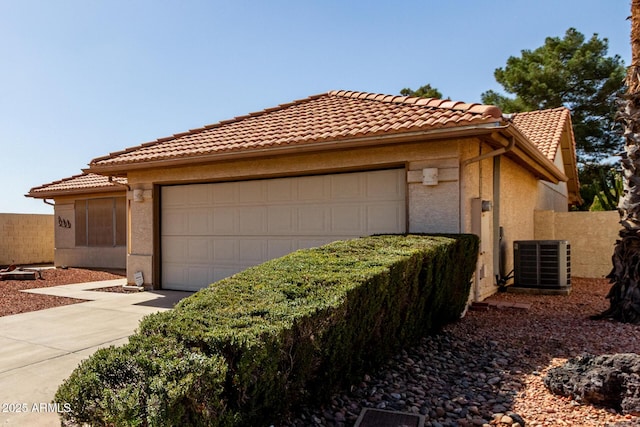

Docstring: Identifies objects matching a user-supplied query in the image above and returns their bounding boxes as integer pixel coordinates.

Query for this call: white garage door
[161,169,406,291]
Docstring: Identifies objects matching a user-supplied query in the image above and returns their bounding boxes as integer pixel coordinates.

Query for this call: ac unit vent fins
[513,240,570,289]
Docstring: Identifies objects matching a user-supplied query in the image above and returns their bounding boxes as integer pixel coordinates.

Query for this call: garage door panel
[162,237,187,263]
[162,169,406,290]
[267,206,296,233]
[186,184,212,206]
[164,264,216,292]
[187,238,211,263]
[298,206,327,233]
[238,207,267,234]
[187,265,212,288]
[239,181,266,203]
[367,204,405,234]
[331,205,364,233]
[212,207,238,233]
[212,239,238,262]
[238,239,266,263]
[267,179,294,202]
[163,264,187,288]
[367,170,405,198]
[331,174,363,199]
[162,186,187,207]
[188,210,211,234]
[297,176,326,201]
[162,211,188,235]
[267,239,295,260]
[211,182,237,204]
[213,267,242,283]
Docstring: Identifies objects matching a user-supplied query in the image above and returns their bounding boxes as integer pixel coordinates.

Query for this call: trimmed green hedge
[55,234,478,426]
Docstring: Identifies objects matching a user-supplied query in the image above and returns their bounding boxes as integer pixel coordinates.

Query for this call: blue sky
[0,0,631,213]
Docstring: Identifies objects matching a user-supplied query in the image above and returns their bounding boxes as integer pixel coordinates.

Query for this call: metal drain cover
[354,408,425,427]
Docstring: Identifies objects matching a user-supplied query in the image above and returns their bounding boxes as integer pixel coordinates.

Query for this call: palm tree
[594,0,640,323]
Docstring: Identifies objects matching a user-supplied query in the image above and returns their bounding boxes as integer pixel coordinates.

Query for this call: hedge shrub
[55,234,478,426]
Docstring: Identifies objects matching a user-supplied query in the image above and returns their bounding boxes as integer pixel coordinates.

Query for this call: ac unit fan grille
[514,241,570,289]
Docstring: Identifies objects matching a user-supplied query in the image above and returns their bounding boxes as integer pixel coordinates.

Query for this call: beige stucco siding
[121,136,571,294]
[497,146,572,286]
[126,139,475,287]
[460,142,497,301]
[407,157,460,233]
[54,202,75,249]
[52,194,126,270]
[499,156,540,284]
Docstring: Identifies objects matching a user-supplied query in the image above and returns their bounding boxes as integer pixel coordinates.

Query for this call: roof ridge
[327,89,503,118]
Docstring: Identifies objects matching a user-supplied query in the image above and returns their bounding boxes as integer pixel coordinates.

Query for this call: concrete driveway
[0,279,191,426]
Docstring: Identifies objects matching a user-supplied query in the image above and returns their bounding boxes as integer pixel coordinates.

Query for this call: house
[27,90,580,300]
[27,173,128,270]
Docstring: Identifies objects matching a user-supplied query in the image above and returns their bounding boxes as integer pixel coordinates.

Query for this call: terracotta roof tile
[89,90,504,169]
[509,107,571,161]
[27,173,127,197]
[509,107,581,203]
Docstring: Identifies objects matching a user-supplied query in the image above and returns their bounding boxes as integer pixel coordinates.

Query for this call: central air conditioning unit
[513,240,570,290]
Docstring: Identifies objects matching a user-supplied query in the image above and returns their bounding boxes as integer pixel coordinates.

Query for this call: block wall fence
[0,214,54,266]
[534,210,620,278]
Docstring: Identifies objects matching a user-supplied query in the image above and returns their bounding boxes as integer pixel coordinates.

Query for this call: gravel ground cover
[282,277,640,427]
[0,267,124,317]
[1,269,638,426]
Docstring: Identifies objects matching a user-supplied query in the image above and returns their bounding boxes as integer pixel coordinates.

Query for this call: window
[75,197,127,247]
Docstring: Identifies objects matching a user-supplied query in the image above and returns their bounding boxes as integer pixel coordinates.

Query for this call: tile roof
[509,107,571,161]
[29,91,580,203]
[509,106,581,202]
[27,173,128,198]
[89,90,504,169]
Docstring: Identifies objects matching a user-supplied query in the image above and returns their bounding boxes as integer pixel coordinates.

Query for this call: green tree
[481,28,626,163]
[577,163,619,211]
[587,167,622,211]
[400,84,443,99]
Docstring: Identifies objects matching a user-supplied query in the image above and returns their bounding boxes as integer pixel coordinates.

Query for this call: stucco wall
[54,247,127,270]
[459,143,496,302]
[123,138,574,295]
[54,203,75,249]
[52,196,126,270]
[498,156,540,287]
[0,213,54,265]
[128,187,154,285]
[534,210,619,278]
[127,139,470,287]
[407,156,460,233]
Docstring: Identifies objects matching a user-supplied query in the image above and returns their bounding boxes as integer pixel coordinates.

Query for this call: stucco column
[127,187,155,287]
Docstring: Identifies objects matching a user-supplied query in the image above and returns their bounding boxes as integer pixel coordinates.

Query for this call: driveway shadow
[134,290,194,309]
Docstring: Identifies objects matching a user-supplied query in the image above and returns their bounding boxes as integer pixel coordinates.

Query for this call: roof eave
[84,122,506,175]
[560,117,583,205]
[25,186,126,199]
